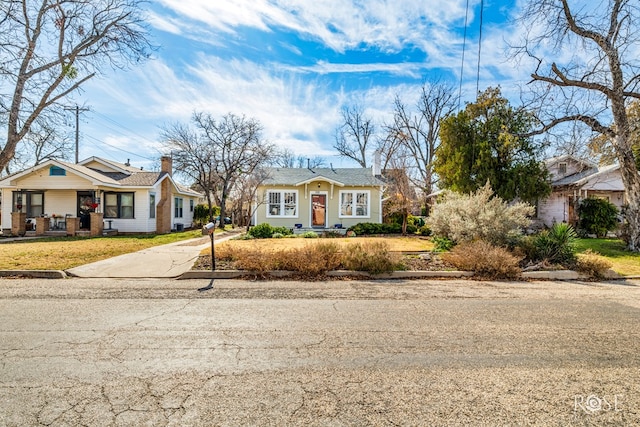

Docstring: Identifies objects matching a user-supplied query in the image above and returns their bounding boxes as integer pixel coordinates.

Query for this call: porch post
[89,212,104,236]
[10,212,26,236]
[35,216,50,236]
[66,217,79,236]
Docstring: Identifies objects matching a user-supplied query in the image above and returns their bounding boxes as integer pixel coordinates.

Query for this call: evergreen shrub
[578,197,619,238]
[427,183,534,246]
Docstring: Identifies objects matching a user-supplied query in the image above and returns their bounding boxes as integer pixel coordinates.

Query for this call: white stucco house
[535,155,626,227]
[0,156,202,236]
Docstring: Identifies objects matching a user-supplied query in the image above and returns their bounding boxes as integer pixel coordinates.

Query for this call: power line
[458,0,471,110]
[90,110,159,146]
[84,134,158,161]
[459,0,486,106]
[476,0,485,95]
[64,105,89,163]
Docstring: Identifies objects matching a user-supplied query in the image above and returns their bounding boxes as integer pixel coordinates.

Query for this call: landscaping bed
[191,231,637,281]
[193,251,452,273]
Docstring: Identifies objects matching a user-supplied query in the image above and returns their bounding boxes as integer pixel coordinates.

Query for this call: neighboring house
[0,156,202,236]
[535,155,626,227]
[254,165,386,231]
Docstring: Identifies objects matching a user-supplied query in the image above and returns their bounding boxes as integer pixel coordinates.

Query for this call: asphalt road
[1,277,640,426]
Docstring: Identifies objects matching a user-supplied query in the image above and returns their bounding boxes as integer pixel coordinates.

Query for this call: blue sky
[71,0,527,170]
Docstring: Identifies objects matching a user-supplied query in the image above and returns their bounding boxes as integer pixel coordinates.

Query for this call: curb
[178,270,476,280]
[0,270,67,279]
[179,269,629,281]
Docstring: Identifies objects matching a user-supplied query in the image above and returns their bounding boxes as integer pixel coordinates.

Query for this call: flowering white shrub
[427,183,534,245]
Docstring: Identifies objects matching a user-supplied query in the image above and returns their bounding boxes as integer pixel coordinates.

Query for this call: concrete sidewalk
[66,232,239,278]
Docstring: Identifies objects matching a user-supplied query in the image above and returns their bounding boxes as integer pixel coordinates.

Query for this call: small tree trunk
[401,210,408,235]
[615,134,640,251]
[621,174,640,251]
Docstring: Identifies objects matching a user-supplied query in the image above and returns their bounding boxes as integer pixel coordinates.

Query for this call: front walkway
[65,231,240,278]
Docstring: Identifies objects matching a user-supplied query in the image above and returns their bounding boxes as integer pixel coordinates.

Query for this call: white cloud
[77,0,549,167]
[146,10,183,35]
[155,0,475,54]
[285,61,425,78]
[83,56,346,157]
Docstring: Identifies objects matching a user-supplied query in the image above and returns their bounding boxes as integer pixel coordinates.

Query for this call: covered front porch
[10,211,109,237]
[3,187,116,237]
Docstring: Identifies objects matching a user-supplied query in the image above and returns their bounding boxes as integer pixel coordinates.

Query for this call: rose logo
[585,395,602,412]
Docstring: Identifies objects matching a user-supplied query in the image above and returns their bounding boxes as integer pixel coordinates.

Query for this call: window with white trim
[104,192,134,219]
[558,162,567,175]
[149,193,156,219]
[340,190,369,217]
[267,190,298,217]
[13,191,44,217]
[174,197,184,218]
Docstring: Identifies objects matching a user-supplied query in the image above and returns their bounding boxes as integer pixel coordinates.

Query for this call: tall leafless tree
[384,81,456,215]
[162,112,275,229]
[230,166,271,229]
[0,0,152,172]
[514,0,640,251]
[273,147,326,168]
[333,105,374,168]
[382,155,417,235]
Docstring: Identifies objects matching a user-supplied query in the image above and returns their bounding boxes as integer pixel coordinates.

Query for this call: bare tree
[382,155,417,235]
[385,81,456,215]
[230,166,271,229]
[273,147,326,168]
[515,0,640,251]
[0,0,152,172]
[160,121,219,222]
[333,105,374,168]
[162,112,275,229]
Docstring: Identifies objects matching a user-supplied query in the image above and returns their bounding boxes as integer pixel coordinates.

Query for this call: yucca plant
[531,222,577,265]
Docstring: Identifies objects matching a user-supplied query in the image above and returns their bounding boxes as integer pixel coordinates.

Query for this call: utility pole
[64,105,89,163]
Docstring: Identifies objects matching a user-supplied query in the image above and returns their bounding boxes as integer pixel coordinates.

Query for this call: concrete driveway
[65,232,237,278]
[1,278,639,425]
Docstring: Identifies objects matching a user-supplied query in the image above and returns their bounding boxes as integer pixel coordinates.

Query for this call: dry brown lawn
[0,230,204,270]
[210,236,434,254]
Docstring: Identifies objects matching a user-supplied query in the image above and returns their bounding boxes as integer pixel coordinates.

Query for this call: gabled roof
[79,156,145,174]
[551,165,599,186]
[548,157,623,190]
[263,167,385,187]
[0,159,121,186]
[571,163,621,187]
[0,157,202,197]
[544,154,596,170]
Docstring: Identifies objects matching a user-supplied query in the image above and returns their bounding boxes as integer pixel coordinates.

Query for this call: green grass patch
[574,238,640,276]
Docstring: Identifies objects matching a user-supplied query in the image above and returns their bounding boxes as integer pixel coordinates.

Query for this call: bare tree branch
[333,105,374,168]
[162,112,276,229]
[0,0,152,171]
[515,0,640,250]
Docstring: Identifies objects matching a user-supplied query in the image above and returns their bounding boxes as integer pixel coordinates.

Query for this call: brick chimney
[161,155,173,176]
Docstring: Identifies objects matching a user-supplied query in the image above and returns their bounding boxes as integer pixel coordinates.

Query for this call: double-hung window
[339,190,369,218]
[13,191,44,217]
[267,190,298,217]
[174,197,184,218]
[104,192,135,219]
[149,193,156,219]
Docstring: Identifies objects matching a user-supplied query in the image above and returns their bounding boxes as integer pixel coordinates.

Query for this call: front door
[77,191,95,229]
[311,194,326,227]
